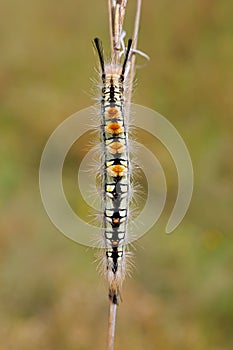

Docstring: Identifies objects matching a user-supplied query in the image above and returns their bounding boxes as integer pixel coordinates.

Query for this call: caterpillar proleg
[94,37,133,305]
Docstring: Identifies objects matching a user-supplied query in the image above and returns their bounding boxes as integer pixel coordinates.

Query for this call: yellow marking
[106,160,114,167]
[106,185,115,192]
[112,241,118,246]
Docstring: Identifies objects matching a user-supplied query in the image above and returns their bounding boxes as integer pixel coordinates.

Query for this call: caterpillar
[94,38,133,305]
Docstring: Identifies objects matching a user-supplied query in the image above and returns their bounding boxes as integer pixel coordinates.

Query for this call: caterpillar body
[94,38,133,305]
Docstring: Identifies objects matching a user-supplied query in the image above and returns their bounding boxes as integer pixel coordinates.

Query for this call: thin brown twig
[108,0,114,58]
[126,0,142,109]
[108,0,128,64]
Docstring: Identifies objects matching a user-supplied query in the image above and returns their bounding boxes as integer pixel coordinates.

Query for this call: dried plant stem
[127,0,142,106]
[108,0,114,58]
[106,302,117,350]
[108,0,128,64]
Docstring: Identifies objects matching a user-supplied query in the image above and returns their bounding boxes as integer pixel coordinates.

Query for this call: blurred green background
[1,0,233,349]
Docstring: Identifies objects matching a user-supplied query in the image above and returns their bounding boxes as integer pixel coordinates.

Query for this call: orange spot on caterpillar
[107,141,124,154]
[106,107,119,119]
[105,122,124,135]
[107,165,126,177]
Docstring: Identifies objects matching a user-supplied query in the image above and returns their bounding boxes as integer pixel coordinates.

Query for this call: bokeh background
[1,0,233,349]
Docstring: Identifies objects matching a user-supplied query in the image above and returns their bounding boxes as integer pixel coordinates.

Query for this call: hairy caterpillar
[94,38,133,305]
